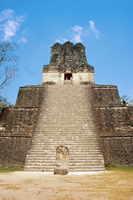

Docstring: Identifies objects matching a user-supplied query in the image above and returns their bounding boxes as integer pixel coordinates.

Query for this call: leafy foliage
[0,95,10,110]
[121,95,133,107]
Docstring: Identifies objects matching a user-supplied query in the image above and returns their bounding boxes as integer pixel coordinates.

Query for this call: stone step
[36,119,95,122]
[25,162,104,166]
[33,129,98,131]
[32,132,99,135]
[31,134,99,138]
[30,144,101,148]
[24,166,105,172]
[33,128,98,131]
[28,148,102,152]
[35,123,96,126]
[31,135,99,138]
[32,134,99,138]
[25,157,104,162]
[25,163,104,169]
[34,124,97,128]
[30,146,101,150]
[29,146,101,151]
[34,122,97,126]
[37,115,96,120]
[26,154,103,158]
[30,143,100,146]
[31,142,101,146]
[41,97,92,101]
[30,144,100,147]
[31,140,100,144]
[34,124,97,127]
[27,155,103,158]
[33,130,98,133]
[29,146,101,150]
[24,169,105,172]
[32,136,99,140]
[40,104,93,107]
[32,133,99,135]
[24,85,105,172]
[26,153,102,157]
[31,137,100,141]
[25,161,104,166]
[41,95,92,99]
[25,162,104,167]
[32,135,100,139]
[38,112,95,115]
[27,151,102,155]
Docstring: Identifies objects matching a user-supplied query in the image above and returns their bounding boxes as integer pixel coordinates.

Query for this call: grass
[105,166,133,172]
[0,166,133,173]
[0,168,23,173]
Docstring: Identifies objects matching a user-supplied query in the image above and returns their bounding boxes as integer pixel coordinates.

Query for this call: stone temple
[0,41,133,173]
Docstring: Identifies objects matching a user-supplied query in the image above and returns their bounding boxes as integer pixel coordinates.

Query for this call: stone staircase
[24,85,105,172]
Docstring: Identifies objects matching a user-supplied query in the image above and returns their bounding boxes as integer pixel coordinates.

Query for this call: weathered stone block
[54,146,69,175]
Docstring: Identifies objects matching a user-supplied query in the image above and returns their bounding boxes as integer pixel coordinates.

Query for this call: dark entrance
[64,73,72,80]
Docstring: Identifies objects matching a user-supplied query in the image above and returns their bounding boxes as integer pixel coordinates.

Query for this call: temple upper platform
[43,41,94,84]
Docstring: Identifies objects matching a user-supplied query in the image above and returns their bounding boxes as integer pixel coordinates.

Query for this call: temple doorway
[64,73,72,80]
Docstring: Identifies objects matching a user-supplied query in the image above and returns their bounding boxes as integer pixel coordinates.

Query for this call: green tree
[0,41,18,89]
[0,95,10,110]
[0,41,18,109]
[128,99,133,107]
[121,95,133,107]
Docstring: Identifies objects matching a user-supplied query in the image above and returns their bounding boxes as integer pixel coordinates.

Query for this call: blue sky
[0,0,133,104]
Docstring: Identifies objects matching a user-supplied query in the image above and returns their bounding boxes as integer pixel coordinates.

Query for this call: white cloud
[3,20,20,40]
[0,9,26,41]
[16,15,25,22]
[19,28,28,43]
[20,37,27,43]
[55,39,61,43]
[63,38,68,42]
[55,21,100,44]
[72,25,82,33]
[73,34,82,43]
[72,25,82,43]
[0,9,14,22]
[89,21,100,38]
[21,28,28,35]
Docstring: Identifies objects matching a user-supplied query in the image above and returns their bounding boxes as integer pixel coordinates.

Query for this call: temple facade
[0,41,133,172]
[42,41,94,84]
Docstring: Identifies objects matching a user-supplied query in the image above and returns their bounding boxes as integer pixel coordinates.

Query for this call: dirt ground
[0,170,133,200]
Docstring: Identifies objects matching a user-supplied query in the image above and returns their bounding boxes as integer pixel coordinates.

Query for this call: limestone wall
[43,41,94,73]
[0,83,133,168]
[0,107,36,167]
[3,107,38,137]
[91,85,121,107]
[100,137,133,166]
[0,86,44,167]
[42,72,94,84]
[0,107,9,127]
[92,85,133,166]
[0,137,31,167]
[43,73,64,84]
[16,86,44,107]
[95,107,133,137]
[50,42,87,67]
[72,72,94,83]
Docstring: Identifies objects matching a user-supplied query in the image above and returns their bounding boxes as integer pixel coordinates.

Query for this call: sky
[0,0,133,104]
